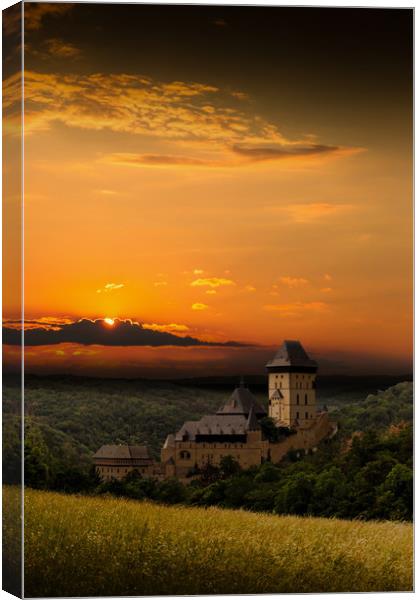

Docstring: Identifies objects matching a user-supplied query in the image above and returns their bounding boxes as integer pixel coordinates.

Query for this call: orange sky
[3,4,413,376]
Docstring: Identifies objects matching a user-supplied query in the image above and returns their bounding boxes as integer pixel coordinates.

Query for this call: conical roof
[266,340,317,371]
[217,384,267,417]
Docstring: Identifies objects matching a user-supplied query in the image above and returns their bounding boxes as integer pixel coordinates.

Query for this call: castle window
[296,412,300,419]
[180,450,191,460]
[305,412,308,419]
[297,394,300,405]
[305,394,308,405]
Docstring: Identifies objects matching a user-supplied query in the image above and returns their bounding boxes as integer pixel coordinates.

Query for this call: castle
[94,341,335,482]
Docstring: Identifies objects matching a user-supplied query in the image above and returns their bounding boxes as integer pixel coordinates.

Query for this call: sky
[3,3,413,377]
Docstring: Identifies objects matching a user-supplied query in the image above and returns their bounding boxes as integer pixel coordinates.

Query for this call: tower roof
[216,384,267,417]
[266,340,317,371]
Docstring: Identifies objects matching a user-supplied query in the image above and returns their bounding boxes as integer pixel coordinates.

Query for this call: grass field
[14,486,413,596]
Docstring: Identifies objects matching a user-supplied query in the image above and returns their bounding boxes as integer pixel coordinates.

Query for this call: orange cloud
[191,277,235,288]
[263,301,329,316]
[279,276,309,288]
[96,283,124,293]
[143,323,190,333]
[14,70,363,170]
[24,4,74,31]
[192,303,209,311]
[28,38,82,60]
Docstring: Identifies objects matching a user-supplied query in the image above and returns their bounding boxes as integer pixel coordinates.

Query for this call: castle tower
[266,340,317,428]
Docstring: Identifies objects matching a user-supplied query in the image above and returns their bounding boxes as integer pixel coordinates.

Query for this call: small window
[297,394,300,405]
[305,412,308,419]
[305,394,308,405]
[296,412,300,419]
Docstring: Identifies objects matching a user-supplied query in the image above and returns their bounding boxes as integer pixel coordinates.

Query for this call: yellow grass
[8,486,414,596]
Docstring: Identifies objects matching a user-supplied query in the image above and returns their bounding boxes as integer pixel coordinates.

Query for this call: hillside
[5,487,412,596]
[3,378,413,510]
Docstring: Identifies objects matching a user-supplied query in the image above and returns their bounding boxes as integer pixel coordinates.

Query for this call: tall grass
[17,486,413,597]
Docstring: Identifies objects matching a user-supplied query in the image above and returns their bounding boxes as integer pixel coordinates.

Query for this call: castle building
[93,444,162,481]
[161,383,270,479]
[94,341,335,483]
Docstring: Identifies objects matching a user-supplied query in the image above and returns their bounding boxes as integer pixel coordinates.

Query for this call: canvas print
[2,2,413,597]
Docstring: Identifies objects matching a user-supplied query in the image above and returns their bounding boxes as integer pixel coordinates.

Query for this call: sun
[104,317,115,326]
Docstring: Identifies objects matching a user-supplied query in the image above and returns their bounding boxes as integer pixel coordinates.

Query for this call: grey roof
[175,414,249,441]
[217,385,267,417]
[266,340,317,370]
[93,445,151,460]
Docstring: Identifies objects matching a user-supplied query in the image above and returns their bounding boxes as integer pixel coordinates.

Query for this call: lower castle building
[94,340,335,482]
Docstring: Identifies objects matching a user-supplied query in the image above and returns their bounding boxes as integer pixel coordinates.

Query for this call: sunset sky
[3,3,413,377]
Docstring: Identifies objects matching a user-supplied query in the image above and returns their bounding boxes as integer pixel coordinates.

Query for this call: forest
[3,375,413,521]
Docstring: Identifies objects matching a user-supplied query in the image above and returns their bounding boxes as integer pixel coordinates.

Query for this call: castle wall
[269,411,333,463]
[161,433,270,481]
[94,459,161,482]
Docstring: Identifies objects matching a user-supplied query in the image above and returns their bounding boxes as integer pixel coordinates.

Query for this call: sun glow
[104,318,115,326]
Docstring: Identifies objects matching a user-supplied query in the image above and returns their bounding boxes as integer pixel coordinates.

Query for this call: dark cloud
[108,153,221,167]
[231,143,341,161]
[3,318,247,348]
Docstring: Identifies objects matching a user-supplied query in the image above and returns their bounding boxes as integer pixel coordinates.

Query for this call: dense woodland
[3,375,413,521]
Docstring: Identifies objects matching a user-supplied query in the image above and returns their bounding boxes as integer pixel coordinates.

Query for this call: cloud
[193,269,204,275]
[12,70,363,169]
[324,273,333,281]
[24,4,74,31]
[4,317,73,331]
[28,38,82,60]
[321,287,333,293]
[191,303,209,311]
[231,143,348,161]
[191,277,235,288]
[205,290,217,295]
[263,301,329,316]
[279,276,309,288]
[3,318,246,347]
[105,153,225,169]
[143,323,190,333]
[153,281,168,287]
[244,285,256,292]
[96,282,124,293]
[104,143,361,169]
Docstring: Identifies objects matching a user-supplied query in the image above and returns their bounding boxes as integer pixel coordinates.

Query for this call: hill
[6,486,412,596]
[3,377,413,509]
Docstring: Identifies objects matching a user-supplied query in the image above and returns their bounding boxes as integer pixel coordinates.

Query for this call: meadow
[18,486,413,597]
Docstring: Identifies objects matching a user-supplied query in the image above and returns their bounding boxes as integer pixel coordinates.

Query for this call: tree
[156,478,187,504]
[259,417,280,442]
[375,464,413,521]
[219,455,241,478]
[274,472,315,516]
[311,466,348,517]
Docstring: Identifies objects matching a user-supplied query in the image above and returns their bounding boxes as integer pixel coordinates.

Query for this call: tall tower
[266,340,317,428]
